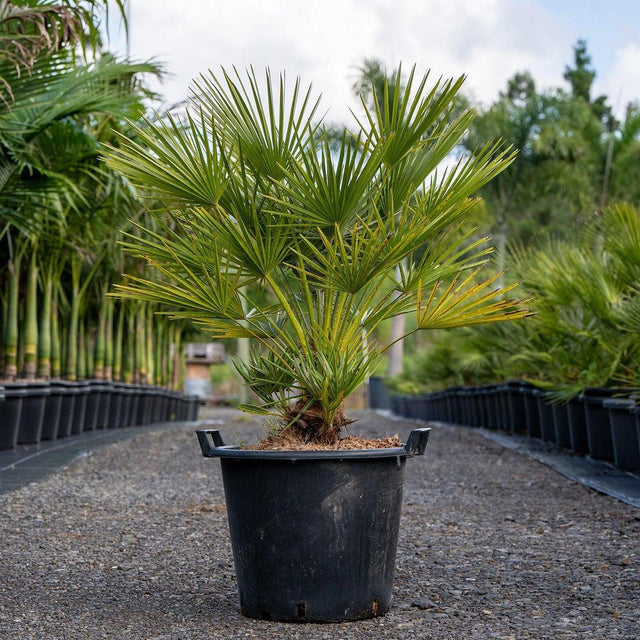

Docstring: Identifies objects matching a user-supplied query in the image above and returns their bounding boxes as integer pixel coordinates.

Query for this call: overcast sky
[110,0,640,125]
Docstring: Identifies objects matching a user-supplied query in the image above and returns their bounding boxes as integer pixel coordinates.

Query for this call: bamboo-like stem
[146,304,154,385]
[155,317,166,386]
[169,323,178,390]
[3,253,21,380]
[50,287,61,379]
[64,299,80,380]
[124,304,135,383]
[38,269,53,379]
[176,327,185,390]
[93,296,106,379]
[104,298,114,380]
[135,304,146,383]
[86,320,95,379]
[22,251,39,380]
[77,319,87,380]
[113,301,124,381]
[64,261,81,381]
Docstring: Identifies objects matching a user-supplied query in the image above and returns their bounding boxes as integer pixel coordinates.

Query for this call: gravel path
[1,409,638,640]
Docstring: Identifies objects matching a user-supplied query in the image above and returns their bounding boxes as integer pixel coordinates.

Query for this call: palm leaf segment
[105,66,530,436]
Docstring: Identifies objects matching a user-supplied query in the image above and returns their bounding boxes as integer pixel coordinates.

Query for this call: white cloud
[598,42,640,113]
[115,0,639,123]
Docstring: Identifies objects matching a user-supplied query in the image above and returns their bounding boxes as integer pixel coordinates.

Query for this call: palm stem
[22,251,39,380]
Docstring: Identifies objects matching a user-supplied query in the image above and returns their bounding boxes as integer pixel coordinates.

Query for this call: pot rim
[197,427,430,461]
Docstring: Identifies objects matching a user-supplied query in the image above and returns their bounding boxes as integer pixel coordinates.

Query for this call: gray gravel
[1,409,638,640]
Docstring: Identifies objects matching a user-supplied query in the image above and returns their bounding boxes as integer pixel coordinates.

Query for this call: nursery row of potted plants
[0,380,199,451]
[379,381,640,474]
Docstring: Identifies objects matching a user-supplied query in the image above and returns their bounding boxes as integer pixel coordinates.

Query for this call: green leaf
[236,403,274,416]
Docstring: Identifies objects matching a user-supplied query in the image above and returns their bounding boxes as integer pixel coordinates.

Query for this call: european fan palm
[106,66,530,445]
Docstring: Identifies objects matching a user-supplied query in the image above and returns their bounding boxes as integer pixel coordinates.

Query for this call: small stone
[411,598,432,609]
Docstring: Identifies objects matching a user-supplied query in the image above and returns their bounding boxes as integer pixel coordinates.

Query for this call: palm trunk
[104,298,114,380]
[3,253,21,380]
[161,321,170,387]
[22,252,38,380]
[146,304,154,385]
[174,326,184,391]
[169,323,178,390]
[64,259,81,381]
[154,317,164,386]
[77,319,87,380]
[38,269,53,379]
[50,288,61,379]
[135,304,147,383]
[124,306,135,384]
[93,298,106,379]
[86,320,95,379]
[113,301,124,381]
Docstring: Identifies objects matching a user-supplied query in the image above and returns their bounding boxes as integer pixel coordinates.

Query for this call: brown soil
[249,432,402,451]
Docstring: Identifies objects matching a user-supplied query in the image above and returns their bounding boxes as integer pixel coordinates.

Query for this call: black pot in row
[385,382,640,474]
[0,381,200,451]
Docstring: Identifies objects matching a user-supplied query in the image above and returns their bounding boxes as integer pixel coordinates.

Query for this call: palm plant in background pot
[105,66,530,622]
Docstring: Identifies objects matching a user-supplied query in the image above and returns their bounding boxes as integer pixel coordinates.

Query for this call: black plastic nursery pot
[152,387,165,423]
[458,388,474,426]
[0,386,6,445]
[459,388,476,426]
[107,383,124,428]
[95,382,113,429]
[521,386,540,438]
[496,385,511,431]
[551,402,572,449]
[53,381,77,439]
[41,383,63,441]
[118,384,134,427]
[432,390,449,422]
[580,388,621,463]
[187,394,200,421]
[481,385,501,430]
[567,398,588,454]
[0,384,25,450]
[368,376,390,411]
[71,380,90,435]
[168,391,180,421]
[604,399,640,472]
[17,382,51,445]
[197,427,431,623]
[467,387,485,427]
[502,381,528,434]
[128,385,141,426]
[534,390,556,443]
[445,387,462,424]
[136,386,150,425]
[84,380,105,431]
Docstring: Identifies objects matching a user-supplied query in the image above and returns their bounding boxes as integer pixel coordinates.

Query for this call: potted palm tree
[105,66,529,622]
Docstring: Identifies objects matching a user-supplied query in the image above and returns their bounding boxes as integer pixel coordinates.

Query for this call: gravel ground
[1,409,638,640]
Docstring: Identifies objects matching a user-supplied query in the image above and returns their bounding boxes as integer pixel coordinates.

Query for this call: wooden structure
[184,342,225,399]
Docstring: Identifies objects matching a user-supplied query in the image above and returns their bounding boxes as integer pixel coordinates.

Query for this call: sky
[109,0,640,125]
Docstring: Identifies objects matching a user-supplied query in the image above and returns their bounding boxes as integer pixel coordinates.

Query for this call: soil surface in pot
[250,431,402,451]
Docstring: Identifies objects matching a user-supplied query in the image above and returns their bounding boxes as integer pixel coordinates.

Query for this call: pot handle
[404,428,431,457]
[196,429,226,457]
